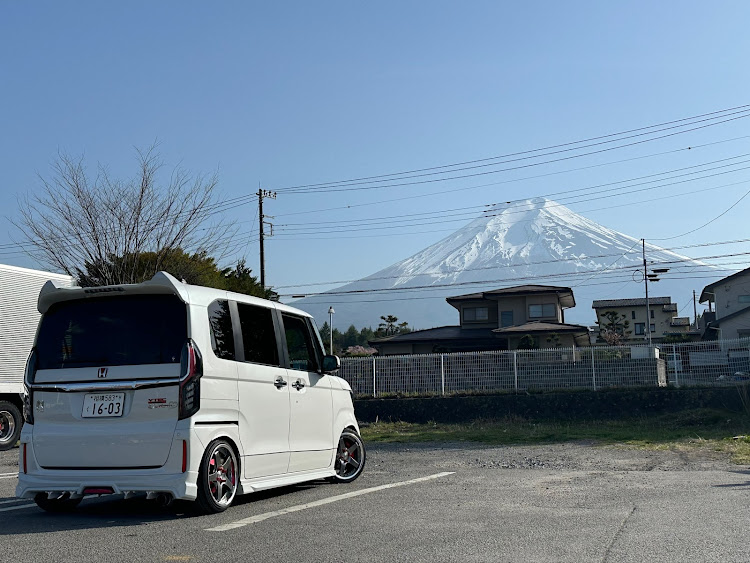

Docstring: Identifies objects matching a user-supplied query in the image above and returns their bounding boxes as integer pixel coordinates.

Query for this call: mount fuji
[291,198,721,330]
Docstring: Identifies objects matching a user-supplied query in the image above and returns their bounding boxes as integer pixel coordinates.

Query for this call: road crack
[601,504,636,563]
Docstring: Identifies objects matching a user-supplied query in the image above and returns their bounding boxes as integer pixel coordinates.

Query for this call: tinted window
[529,303,556,318]
[237,303,279,366]
[501,311,513,327]
[283,314,318,372]
[208,300,235,360]
[36,295,187,369]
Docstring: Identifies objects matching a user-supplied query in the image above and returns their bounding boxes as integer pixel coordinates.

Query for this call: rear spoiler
[37,271,191,313]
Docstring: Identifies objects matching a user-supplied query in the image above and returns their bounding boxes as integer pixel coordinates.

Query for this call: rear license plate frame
[82,392,125,418]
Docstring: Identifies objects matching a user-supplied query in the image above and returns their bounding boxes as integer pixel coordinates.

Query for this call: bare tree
[13,145,237,286]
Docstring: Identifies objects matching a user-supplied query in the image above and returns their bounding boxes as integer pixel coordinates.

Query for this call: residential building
[592,297,691,344]
[699,267,750,340]
[370,285,590,355]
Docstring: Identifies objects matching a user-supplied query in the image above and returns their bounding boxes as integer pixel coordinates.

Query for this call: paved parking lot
[2,442,749,563]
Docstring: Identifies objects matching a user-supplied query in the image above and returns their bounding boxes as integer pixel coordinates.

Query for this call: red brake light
[83,487,114,495]
[179,340,202,420]
[182,440,188,473]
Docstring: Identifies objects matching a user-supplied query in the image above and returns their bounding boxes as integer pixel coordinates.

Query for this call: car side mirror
[321,354,340,374]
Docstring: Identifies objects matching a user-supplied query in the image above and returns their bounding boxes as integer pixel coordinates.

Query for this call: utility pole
[257,187,277,290]
[643,239,652,347]
[693,289,698,329]
[641,239,668,347]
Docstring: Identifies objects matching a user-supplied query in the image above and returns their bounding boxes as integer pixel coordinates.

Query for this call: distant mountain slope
[291,198,722,330]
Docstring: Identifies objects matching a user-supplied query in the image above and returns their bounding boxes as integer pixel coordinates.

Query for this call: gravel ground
[1,439,735,474]
[368,440,735,472]
[1,442,748,563]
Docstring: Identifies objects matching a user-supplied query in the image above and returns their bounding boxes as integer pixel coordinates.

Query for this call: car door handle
[274,378,287,389]
[291,380,305,391]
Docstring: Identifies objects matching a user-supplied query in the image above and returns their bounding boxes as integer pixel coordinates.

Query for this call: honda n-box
[17,272,365,513]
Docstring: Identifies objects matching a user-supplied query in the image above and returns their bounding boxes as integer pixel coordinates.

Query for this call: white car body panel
[16,272,362,507]
[237,361,291,479]
[287,369,334,473]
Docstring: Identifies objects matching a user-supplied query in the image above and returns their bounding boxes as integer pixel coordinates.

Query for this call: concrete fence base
[353,387,747,424]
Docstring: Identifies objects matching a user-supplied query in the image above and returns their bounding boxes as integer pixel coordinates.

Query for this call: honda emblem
[98,367,108,378]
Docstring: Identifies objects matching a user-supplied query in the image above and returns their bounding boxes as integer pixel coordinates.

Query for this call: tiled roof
[448,285,573,301]
[700,266,750,302]
[492,321,589,334]
[592,297,672,308]
[369,326,496,343]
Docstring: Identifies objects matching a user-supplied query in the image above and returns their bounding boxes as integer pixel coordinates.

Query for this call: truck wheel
[0,401,22,451]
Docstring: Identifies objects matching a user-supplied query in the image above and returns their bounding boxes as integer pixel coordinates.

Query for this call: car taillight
[182,440,188,473]
[23,349,37,425]
[179,339,202,420]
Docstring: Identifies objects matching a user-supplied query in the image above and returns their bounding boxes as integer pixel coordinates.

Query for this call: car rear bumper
[15,427,201,501]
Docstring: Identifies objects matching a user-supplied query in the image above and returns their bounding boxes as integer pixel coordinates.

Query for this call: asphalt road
[1,442,749,563]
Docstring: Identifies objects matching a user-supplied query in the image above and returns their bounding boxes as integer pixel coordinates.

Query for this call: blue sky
[2,1,750,316]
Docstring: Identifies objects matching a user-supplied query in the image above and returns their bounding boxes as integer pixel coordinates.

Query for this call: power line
[5,116,749,257]
[275,104,750,192]
[271,134,750,219]
[278,250,750,299]
[276,111,750,195]
[270,157,750,233]
[6,106,750,269]
[158,105,750,216]
[650,184,750,241]
[272,238,750,292]
[286,273,736,308]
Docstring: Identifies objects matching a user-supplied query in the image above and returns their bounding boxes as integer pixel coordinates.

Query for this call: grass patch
[359,408,750,464]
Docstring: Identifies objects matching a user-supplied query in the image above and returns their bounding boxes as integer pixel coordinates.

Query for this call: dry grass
[360,408,750,465]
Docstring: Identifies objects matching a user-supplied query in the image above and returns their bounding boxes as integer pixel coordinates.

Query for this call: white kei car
[17,272,365,513]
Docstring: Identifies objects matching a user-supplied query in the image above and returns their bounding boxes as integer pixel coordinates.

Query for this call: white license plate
[82,393,125,418]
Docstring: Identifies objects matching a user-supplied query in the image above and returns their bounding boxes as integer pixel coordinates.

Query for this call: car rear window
[36,294,187,369]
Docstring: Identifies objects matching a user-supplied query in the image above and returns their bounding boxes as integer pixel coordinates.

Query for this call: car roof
[38,271,313,319]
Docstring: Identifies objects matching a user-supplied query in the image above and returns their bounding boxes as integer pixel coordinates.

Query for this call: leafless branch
[12,146,237,285]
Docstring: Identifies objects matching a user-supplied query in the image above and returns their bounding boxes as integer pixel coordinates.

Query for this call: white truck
[0,264,75,450]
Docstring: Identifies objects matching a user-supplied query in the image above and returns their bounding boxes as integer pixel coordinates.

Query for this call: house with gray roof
[592,296,692,344]
[699,266,750,340]
[369,285,590,355]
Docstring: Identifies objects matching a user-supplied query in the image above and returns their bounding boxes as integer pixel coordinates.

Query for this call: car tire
[0,400,22,451]
[195,439,239,514]
[331,428,366,484]
[34,492,82,513]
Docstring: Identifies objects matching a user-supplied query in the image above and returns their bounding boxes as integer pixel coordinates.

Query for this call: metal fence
[338,338,750,397]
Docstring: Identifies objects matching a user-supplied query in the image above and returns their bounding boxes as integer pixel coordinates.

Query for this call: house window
[631,311,636,320]
[501,311,514,327]
[635,323,645,335]
[529,303,556,318]
[650,323,656,333]
[463,307,489,322]
[739,295,750,303]
[650,309,655,319]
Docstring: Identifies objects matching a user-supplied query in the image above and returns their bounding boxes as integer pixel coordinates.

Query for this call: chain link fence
[339,338,750,397]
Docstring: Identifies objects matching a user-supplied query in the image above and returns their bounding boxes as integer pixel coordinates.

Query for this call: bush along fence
[338,337,750,397]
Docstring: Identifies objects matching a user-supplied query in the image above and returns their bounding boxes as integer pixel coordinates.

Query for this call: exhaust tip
[155,493,173,507]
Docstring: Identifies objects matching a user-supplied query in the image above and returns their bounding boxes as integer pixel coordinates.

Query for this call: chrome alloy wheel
[207,442,238,508]
[334,429,366,482]
[0,410,15,445]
